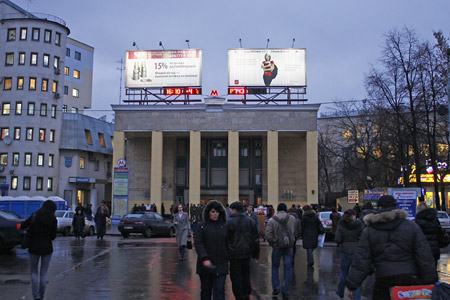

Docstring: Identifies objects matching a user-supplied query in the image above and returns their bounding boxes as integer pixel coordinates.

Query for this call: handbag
[187,239,193,249]
[21,213,36,249]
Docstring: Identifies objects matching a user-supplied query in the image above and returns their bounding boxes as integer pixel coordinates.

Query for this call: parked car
[437,211,450,232]
[318,211,343,235]
[0,210,25,252]
[118,212,176,238]
[55,210,95,236]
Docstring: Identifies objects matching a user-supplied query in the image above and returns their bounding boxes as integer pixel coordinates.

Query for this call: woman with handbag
[173,204,190,261]
[300,205,324,266]
[20,200,57,300]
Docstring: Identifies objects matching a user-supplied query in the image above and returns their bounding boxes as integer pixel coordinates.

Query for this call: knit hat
[277,203,287,212]
[229,201,243,211]
[377,195,397,208]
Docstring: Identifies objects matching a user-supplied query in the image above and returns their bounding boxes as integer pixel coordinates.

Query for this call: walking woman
[174,204,190,261]
[72,208,85,240]
[20,200,57,300]
[194,200,228,300]
[300,205,324,266]
[95,202,110,239]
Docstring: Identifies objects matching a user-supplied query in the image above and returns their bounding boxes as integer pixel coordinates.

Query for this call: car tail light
[16,223,21,230]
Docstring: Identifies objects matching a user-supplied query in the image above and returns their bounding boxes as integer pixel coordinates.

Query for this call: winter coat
[265,211,297,247]
[226,212,259,259]
[334,218,363,255]
[20,206,57,256]
[72,214,85,236]
[330,212,341,234]
[194,201,228,275]
[346,209,438,291]
[245,210,260,232]
[95,207,110,236]
[174,212,189,247]
[415,208,442,261]
[300,210,322,249]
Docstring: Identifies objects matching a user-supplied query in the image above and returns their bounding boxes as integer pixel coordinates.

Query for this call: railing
[2,12,66,27]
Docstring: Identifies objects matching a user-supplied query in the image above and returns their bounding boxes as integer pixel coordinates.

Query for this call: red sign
[163,87,202,95]
[210,89,219,96]
[228,87,246,95]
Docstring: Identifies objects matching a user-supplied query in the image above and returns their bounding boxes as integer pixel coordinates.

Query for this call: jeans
[336,253,361,300]
[29,253,52,300]
[271,247,293,295]
[199,274,226,300]
[179,245,186,259]
[307,248,314,265]
[230,258,251,299]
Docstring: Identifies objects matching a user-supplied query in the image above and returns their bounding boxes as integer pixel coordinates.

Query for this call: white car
[318,211,344,234]
[437,211,450,232]
[55,210,95,236]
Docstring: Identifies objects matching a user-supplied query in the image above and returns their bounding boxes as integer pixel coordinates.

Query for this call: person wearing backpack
[265,203,297,300]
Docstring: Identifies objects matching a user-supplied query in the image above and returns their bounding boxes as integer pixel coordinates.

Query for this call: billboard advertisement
[125,50,202,88]
[228,48,306,87]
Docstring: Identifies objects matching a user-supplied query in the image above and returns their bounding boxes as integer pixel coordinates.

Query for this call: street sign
[117,158,126,167]
[348,190,359,203]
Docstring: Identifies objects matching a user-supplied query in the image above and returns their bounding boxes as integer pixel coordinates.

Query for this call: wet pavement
[1,235,449,300]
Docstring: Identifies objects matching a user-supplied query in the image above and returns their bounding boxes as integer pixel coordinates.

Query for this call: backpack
[271,63,278,79]
[272,215,295,248]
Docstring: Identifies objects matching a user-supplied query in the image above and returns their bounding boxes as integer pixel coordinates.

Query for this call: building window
[24,153,32,166]
[29,77,36,90]
[212,141,227,157]
[11,177,18,190]
[254,140,262,157]
[64,66,69,76]
[254,169,262,185]
[43,54,50,67]
[49,130,55,142]
[1,128,9,140]
[72,107,78,114]
[5,53,14,66]
[52,81,58,93]
[55,32,61,45]
[239,140,249,157]
[36,177,43,190]
[19,52,25,65]
[66,48,70,57]
[94,160,99,171]
[17,77,24,90]
[40,103,47,116]
[44,29,51,43]
[0,153,7,165]
[14,127,20,140]
[7,28,16,41]
[80,157,85,169]
[15,102,22,115]
[85,130,93,145]
[31,52,38,65]
[72,88,79,98]
[31,28,39,41]
[4,78,12,90]
[13,153,19,166]
[62,105,67,113]
[53,56,60,69]
[51,105,57,118]
[37,153,44,166]
[26,128,33,140]
[39,129,45,141]
[99,133,106,147]
[2,103,11,115]
[20,28,27,40]
[27,102,35,115]
[73,70,80,79]
[75,51,81,61]
[47,178,53,191]
[23,177,31,190]
[64,85,69,95]
[48,154,54,167]
[41,78,48,91]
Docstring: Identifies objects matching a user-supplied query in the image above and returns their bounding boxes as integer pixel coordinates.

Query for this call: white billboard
[228,48,306,87]
[125,50,202,88]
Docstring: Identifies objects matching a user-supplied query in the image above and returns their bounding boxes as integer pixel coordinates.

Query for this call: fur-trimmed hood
[363,209,408,231]
[202,200,226,223]
[303,210,317,217]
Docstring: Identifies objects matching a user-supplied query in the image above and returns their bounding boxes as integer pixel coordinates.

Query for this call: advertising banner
[125,50,202,88]
[113,167,129,197]
[228,48,306,87]
[348,190,359,204]
[393,190,417,218]
[364,189,385,201]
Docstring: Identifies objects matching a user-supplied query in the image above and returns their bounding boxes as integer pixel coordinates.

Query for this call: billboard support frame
[227,86,307,105]
[123,88,202,105]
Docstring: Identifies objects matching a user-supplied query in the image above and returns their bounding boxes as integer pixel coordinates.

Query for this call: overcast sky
[15,0,450,119]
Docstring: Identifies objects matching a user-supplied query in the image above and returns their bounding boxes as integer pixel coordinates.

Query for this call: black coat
[300,210,322,249]
[20,208,57,256]
[346,209,438,291]
[415,208,441,260]
[226,212,259,259]
[334,218,363,254]
[72,214,85,236]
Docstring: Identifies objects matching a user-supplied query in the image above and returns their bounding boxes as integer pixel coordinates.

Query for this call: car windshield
[125,214,144,219]
[320,212,331,220]
[0,210,20,220]
[437,212,449,219]
[55,211,66,217]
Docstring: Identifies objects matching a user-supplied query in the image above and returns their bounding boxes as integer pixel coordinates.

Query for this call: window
[75,51,81,61]
[5,53,14,66]
[99,133,106,147]
[64,86,69,95]
[39,129,45,141]
[37,154,44,166]
[15,102,22,115]
[31,53,38,65]
[66,48,70,57]
[17,77,24,90]
[36,177,43,190]
[18,52,25,65]
[40,103,47,116]
[51,105,57,118]
[41,78,48,91]
[2,103,10,115]
[44,29,51,43]
[254,169,262,185]
[0,153,7,165]
[48,154,54,167]
[13,153,19,166]
[80,157,85,169]
[32,28,39,41]
[27,102,35,115]
[49,130,55,142]
[94,160,99,171]
[11,177,18,190]
[212,141,227,157]
[73,70,80,79]
[47,178,53,191]
[85,130,93,145]
[4,78,12,90]
[20,28,27,40]
[53,56,60,69]
[62,105,67,113]
[26,128,33,140]
[23,177,31,190]
[7,28,16,41]
[24,153,32,166]
[43,54,50,67]
[64,66,69,75]
[1,128,9,140]
[254,140,262,157]
[71,107,78,114]
[72,88,79,98]
[55,32,61,45]
[52,81,58,93]
[239,140,249,157]
[29,78,36,90]
[14,127,20,140]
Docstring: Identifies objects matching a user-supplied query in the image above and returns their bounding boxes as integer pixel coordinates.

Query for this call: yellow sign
[409,174,450,183]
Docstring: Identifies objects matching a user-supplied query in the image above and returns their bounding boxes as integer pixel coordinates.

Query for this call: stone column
[228,131,239,203]
[267,131,279,207]
[151,131,163,211]
[306,131,318,204]
[189,131,201,205]
[112,131,125,215]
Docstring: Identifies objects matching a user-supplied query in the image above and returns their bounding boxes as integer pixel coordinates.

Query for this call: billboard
[125,50,202,88]
[228,48,306,87]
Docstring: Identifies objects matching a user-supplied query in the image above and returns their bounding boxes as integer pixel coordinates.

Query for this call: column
[189,131,201,205]
[228,131,239,203]
[112,131,125,215]
[151,131,163,211]
[267,131,279,207]
[306,131,319,204]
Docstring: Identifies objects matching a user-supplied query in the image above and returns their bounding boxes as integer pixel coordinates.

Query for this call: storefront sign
[348,190,359,203]
[364,189,385,201]
[393,190,417,218]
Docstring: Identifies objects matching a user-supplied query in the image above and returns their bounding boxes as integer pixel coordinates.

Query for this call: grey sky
[16,0,450,118]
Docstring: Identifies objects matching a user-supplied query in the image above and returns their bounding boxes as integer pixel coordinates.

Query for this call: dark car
[118,212,176,238]
[0,210,25,253]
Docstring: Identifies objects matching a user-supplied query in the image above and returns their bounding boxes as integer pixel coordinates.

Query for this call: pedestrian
[335,209,363,299]
[85,204,93,221]
[225,203,231,220]
[75,202,85,215]
[300,205,324,266]
[245,204,260,232]
[140,203,146,212]
[173,204,190,261]
[72,208,85,240]
[265,203,297,299]
[287,206,301,262]
[346,195,438,300]
[20,200,57,300]
[330,207,341,234]
[226,201,259,300]
[161,202,165,217]
[194,200,228,300]
[353,203,361,218]
[95,202,110,240]
[360,201,376,221]
[296,205,303,221]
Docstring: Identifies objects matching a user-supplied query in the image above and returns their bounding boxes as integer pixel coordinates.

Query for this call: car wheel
[144,227,152,238]
[169,227,175,237]
[121,233,129,238]
[89,226,95,236]
[63,227,71,236]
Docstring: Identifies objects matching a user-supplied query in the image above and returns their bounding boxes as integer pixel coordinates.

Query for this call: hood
[363,209,408,231]
[303,210,317,217]
[415,208,437,222]
[202,200,226,223]
[340,219,363,230]
[274,211,290,221]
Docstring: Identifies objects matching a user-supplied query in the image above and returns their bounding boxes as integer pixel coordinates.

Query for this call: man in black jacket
[346,195,438,300]
[227,201,259,300]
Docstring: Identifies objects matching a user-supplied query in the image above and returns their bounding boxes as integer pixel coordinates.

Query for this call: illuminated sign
[409,174,450,183]
[210,89,219,96]
[228,87,268,95]
[163,87,202,95]
[125,49,202,88]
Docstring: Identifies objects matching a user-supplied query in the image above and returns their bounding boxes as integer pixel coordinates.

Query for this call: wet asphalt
[1,234,449,300]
